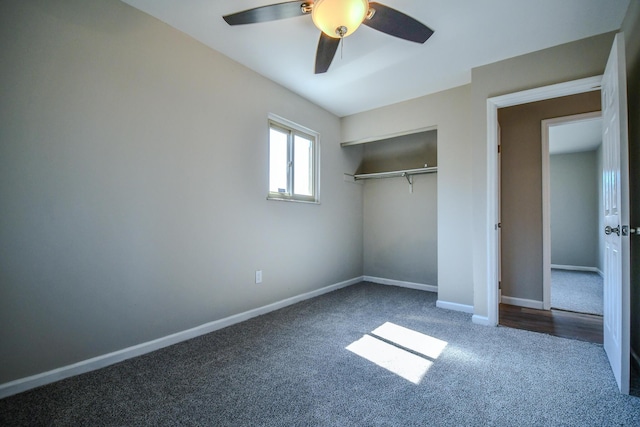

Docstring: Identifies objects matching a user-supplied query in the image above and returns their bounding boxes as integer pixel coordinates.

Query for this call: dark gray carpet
[1,282,639,426]
[551,269,603,315]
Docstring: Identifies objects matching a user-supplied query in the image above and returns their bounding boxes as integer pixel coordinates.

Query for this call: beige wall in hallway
[498,92,601,302]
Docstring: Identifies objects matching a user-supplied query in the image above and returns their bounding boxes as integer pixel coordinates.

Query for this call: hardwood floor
[499,303,603,344]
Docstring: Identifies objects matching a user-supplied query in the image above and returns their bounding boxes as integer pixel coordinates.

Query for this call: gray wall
[356,131,438,174]
[0,0,363,384]
[550,150,599,268]
[363,175,438,285]
[358,130,438,285]
[621,0,640,362]
[498,92,601,302]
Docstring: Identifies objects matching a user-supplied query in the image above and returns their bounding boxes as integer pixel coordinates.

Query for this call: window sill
[267,195,320,205]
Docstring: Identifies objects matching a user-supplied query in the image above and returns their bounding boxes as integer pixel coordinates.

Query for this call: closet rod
[353,166,437,181]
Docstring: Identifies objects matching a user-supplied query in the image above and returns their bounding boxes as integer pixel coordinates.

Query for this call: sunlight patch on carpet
[346,322,447,384]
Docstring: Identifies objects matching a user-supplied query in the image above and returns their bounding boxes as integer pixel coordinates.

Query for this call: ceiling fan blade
[363,2,434,43]
[315,33,340,74]
[223,1,309,26]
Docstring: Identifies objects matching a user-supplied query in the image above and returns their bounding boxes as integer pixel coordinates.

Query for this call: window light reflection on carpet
[346,322,447,385]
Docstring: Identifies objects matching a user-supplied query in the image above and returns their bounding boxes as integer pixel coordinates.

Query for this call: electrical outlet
[255,270,262,284]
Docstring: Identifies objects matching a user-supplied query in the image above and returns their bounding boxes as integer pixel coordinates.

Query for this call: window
[268,115,319,203]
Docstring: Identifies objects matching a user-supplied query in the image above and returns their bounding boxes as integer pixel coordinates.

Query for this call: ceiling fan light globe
[312,0,368,38]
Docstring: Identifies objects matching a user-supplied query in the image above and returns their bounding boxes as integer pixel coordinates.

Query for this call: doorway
[496,92,603,344]
[542,112,604,316]
[484,77,603,327]
[496,91,601,312]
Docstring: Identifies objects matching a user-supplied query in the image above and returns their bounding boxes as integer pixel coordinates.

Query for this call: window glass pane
[293,135,313,196]
[267,116,318,203]
[269,127,289,194]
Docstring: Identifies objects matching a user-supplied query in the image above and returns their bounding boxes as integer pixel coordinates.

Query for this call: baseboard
[436,300,474,314]
[551,265,603,277]
[472,315,492,326]
[551,264,600,273]
[362,277,466,313]
[362,276,437,293]
[0,276,362,400]
[501,295,544,310]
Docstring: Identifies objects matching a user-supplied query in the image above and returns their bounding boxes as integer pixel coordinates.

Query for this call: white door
[602,33,630,395]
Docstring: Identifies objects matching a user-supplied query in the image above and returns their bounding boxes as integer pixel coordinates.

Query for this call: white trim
[0,276,362,399]
[472,315,491,326]
[488,76,602,108]
[485,76,603,327]
[541,118,552,310]
[551,264,601,272]
[340,125,438,146]
[436,300,474,314]
[501,295,544,310]
[542,112,602,310]
[364,279,470,315]
[363,276,437,293]
[267,113,321,204]
[266,196,320,205]
[551,265,604,277]
[486,99,500,326]
[551,264,604,277]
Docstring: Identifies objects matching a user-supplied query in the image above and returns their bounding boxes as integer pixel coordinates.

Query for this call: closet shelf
[353,166,438,181]
[352,166,437,193]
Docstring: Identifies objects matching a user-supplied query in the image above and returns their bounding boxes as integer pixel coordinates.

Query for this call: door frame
[485,76,602,326]
[541,111,603,310]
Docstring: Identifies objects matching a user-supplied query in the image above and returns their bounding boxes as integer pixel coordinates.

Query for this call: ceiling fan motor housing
[311,0,369,38]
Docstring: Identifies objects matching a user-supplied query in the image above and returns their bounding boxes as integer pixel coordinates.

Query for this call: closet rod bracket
[402,172,413,193]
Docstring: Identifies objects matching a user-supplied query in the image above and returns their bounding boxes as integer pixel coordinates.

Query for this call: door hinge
[497,145,501,154]
[495,223,501,230]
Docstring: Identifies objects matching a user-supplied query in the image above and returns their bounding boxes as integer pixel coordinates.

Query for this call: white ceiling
[549,118,603,155]
[121,0,630,117]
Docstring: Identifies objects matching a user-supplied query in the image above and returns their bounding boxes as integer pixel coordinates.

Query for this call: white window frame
[267,114,320,203]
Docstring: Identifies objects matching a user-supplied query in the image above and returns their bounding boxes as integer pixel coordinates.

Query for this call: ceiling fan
[223,0,434,74]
